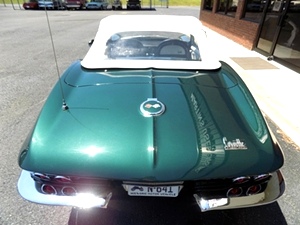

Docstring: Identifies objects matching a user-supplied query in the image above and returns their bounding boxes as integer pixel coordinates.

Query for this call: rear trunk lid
[19,61,284,181]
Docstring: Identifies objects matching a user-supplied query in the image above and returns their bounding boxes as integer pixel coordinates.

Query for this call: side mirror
[88,39,94,47]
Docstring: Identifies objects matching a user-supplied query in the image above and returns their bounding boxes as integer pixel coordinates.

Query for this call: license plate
[127,185,180,197]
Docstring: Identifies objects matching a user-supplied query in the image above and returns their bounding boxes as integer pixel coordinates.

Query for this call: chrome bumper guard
[194,170,285,212]
[17,170,112,208]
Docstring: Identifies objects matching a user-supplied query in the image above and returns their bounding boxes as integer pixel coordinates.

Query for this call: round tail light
[62,186,77,196]
[41,184,57,195]
[227,187,243,197]
[246,185,261,195]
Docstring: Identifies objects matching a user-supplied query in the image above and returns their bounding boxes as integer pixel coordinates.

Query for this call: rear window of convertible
[104,31,201,61]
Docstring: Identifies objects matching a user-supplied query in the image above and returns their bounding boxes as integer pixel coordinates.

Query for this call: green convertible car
[17,15,285,212]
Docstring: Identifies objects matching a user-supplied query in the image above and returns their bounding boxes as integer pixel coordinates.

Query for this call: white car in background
[86,0,108,9]
[112,0,122,9]
[38,0,65,9]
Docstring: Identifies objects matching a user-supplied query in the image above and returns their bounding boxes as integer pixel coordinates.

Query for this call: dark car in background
[126,0,140,9]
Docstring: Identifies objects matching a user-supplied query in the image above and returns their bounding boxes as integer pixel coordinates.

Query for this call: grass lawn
[2,0,201,6]
[157,0,201,6]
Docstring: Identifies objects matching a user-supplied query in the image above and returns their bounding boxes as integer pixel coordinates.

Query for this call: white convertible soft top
[81,15,221,70]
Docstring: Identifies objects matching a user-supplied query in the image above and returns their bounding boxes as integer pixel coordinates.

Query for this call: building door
[256,0,300,71]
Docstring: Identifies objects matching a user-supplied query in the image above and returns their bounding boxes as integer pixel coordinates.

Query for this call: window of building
[243,0,266,22]
[217,0,238,17]
[203,0,214,10]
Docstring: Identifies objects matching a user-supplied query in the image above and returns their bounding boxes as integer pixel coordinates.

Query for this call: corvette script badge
[140,98,165,117]
[223,137,247,150]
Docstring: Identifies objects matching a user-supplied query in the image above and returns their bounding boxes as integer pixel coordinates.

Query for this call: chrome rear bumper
[18,169,284,211]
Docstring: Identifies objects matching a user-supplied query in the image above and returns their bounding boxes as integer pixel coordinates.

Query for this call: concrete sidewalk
[203,26,300,148]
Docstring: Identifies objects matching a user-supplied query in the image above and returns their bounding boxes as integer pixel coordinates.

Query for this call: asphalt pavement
[201,27,300,148]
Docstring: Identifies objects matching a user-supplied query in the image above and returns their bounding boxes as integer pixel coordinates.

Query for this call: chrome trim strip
[232,176,250,184]
[18,170,111,208]
[123,181,184,185]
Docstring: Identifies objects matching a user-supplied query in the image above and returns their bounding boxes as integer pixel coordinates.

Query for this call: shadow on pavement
[68,191,287,225]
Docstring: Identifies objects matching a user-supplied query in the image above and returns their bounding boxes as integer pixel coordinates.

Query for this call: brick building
[200,0,300,72]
